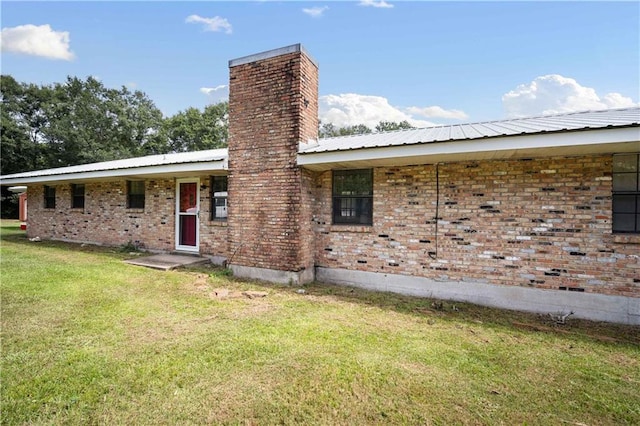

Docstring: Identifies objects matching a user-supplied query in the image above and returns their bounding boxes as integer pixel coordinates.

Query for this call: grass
[1,220,639,425]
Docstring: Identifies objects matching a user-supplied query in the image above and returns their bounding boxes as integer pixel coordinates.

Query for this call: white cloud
[200,85,227,95]
[0,24,74,60]
[406,105,468,120]
[601,92,637,108]
[502,74,638,118]
[320,93,435,129]
[200,85,229,103]
[358,0,394,9]
[185,15,232,34]
[303,6,329,18]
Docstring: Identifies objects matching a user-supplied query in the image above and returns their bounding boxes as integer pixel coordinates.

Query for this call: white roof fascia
[297,127,640,170]
[0,160,228,186]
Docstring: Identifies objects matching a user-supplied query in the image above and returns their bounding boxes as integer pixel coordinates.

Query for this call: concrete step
[124,254,209,271]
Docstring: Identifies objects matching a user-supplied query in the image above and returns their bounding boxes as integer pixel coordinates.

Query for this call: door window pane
[180,215,197,246]
[180,183,197,213]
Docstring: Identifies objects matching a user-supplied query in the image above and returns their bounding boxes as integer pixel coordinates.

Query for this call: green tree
[114,86,170,157]
[1,75,51,217]
[319,122,373,138]
[0,75,48,175]
[375,120,415,132]
[339,124,372,136]
[319,120,415,138]
[163,102,229,152]
[319,122,339,138]
[43,76,168,167]
[1,75,170,216]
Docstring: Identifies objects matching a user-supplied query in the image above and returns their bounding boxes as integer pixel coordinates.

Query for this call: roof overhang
[0,160,228,186]
[298,127,640,171]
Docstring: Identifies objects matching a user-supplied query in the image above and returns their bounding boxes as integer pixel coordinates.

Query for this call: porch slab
[124,254,210,271]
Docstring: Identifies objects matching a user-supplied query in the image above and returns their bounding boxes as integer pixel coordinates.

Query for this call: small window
[613,153,640,233]
[44,185,56,209]
[71,184,85,209]
[210,176,228,220]
[332,169,373,225]
[127,180,145,209]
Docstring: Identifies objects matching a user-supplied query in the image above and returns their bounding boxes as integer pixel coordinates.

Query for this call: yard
[1,220,639,425]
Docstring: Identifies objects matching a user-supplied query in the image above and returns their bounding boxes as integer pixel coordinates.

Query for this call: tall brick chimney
[227,44,318,284]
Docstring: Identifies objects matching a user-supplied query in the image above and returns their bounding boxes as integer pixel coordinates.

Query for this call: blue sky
[1,1,639,128]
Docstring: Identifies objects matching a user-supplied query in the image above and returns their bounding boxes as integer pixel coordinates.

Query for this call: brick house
[1,44,639,324]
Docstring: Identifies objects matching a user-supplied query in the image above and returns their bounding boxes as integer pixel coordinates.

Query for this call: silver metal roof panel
[301,107,640,154]
[0,149,227,180]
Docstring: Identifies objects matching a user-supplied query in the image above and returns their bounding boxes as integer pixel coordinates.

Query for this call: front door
[175,178,200,252]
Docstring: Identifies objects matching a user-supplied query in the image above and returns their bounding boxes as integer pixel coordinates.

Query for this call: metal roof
[1,108,638,184]
[300,107,640,154]
[0,149,227,181]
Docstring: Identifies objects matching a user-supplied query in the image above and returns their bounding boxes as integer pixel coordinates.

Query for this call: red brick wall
[26,176,229,255]
[27,180,175,250]
[227,47,318,273]
[313,155,640,298]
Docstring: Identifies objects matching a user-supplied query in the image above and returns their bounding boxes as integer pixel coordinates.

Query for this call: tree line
[319,120,414,138]
[1,74,415,216]
[1,75,229,176]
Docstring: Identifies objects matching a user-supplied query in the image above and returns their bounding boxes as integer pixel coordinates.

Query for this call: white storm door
[175,178,200,252]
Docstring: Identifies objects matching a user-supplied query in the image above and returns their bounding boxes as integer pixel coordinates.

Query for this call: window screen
[127,180,145,209]
[71,184,85,209]
[44,185,56,209]
[612,153,639,233]
[210,176,228,220]
[332,169,373,225]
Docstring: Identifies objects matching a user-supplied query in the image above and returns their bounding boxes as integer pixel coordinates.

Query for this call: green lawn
[1,220,639,425]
